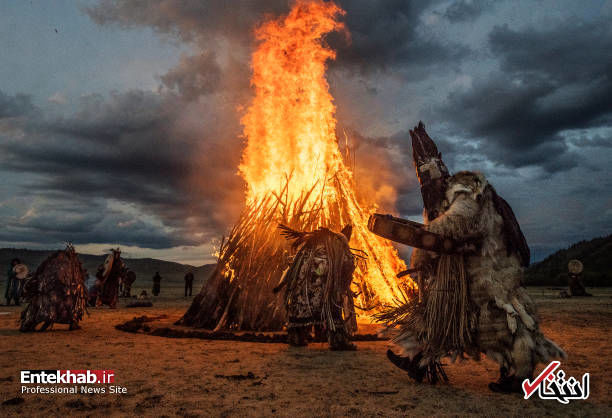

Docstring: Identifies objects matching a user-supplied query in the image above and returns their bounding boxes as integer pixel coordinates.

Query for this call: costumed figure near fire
[274,224,360,350]
[20,245,88,332]
[370,123,565,393]
[95,248,126,308]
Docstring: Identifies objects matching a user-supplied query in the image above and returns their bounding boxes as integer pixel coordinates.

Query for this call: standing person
[5,258,21,306]
[122,270,136,297]
[95,248,124,308]
[13,262,29,304]
[152,272,162,296]
[380,124,565,393]
[184,271,194,297]
[275,224,358,350]
[568,259,591,296]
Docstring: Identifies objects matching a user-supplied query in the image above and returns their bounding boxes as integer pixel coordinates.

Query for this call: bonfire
[180,0,411,331]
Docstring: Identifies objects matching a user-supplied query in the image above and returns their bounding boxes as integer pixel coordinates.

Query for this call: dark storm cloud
[0,89,245,248]
[489,21,612,83]
[330,0,470,76]
[84,0,286,102]
[442,0,494,23]
[0,91,35,118]
[86,0,467,78]
[84,0,288,43]
[439,18,612,172]
[568,133,612,149]
[0,197,180,248]
[45,91,174,145]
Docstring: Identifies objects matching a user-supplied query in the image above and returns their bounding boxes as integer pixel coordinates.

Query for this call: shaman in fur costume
[95,249,126,308]
[276,224,357,350]
[386,171,565,392]
[20,245,88,332]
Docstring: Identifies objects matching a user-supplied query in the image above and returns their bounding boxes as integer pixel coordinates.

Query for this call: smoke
[340,128,417,214]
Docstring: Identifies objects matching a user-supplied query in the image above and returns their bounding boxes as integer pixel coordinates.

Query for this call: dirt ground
[1,287,611,417]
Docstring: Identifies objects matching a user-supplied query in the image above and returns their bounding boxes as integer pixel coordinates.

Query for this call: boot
[488,368,524,394]
[386,350,427,383]
[39,321,52,332]
[386,349,411,371]
[69,321,81,331]
[328,328,356,351]
[288,327,308,347]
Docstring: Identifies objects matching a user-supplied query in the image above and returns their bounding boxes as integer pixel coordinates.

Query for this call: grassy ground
[0,287,610,417]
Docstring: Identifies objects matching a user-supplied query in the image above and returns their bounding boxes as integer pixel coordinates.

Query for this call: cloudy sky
[1,0,610,265]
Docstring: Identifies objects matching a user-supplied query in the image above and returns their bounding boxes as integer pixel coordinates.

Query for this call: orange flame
[239,0,410,308]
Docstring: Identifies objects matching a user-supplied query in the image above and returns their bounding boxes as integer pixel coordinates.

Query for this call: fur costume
[20,245,88,331]
[277,225,357,349]
[384,171,565,382]
[96,249,125,308]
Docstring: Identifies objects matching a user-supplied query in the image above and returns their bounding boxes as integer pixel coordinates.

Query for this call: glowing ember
[239,0,411,309]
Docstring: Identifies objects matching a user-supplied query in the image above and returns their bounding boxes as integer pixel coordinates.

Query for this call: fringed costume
[96,249,125,308]
[382,171,566,392]
[20,245,88,331]
[276,224,358,350]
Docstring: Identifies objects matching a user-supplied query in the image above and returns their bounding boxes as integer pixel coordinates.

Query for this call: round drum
[568,259,583,274]
[13,264,29,280]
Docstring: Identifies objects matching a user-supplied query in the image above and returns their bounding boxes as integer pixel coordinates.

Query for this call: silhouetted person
[5,258,21,305]
[184,271,194,297]
[87,272,99,307]
[568,259,591,297]
[122,270,136,297]
[152,271,162,296]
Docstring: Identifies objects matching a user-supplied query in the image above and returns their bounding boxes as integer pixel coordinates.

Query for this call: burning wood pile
[179,0,411,331]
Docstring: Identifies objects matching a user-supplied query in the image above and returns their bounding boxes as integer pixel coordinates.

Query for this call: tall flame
[239,0,410,309]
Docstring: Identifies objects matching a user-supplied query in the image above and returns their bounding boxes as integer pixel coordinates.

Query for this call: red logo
[523,362,589,403]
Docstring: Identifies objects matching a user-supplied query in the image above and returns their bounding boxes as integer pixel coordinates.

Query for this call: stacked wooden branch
[20,245,88,331]
[178,180,350,331]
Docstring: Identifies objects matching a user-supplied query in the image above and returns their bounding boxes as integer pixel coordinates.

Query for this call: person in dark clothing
[122,270,136,297]
[152,272,162,296]
[184,271,194,297]
[568,259,592,297]
[87,276,98,307]
[5,258,21,306]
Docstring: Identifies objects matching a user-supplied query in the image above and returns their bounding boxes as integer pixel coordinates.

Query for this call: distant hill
[524,235,612,286]
[0,248,216,293]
